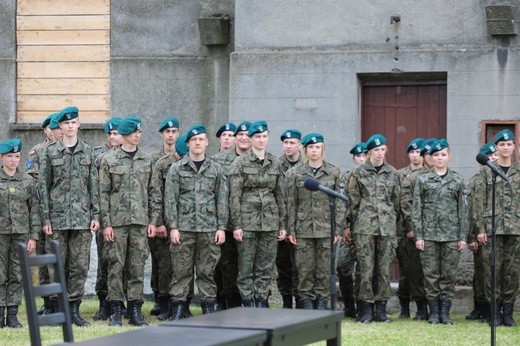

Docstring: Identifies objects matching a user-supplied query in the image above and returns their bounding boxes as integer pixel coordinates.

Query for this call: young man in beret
[164,124,228,319]
[99,115,156,327]
[216,122,237,151]
[276,129,302,309]
[39,106,100,327]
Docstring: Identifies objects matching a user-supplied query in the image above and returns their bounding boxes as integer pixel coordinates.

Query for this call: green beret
[216,122,237,137]
[494,129,514,144]
[158,117,180,132]
[41,114,54,129]
[350,142,367,155]
[0,138,22,154]
[301,133,324,147]
[479,142,497,156]
[185,124,207,142]
[280,129,302,141]
[366,134,386,151]
[429,138,449,155]
[49,112,61,130]
[118,115,142,136]
[104,117,122,134]
[247,120,268,137]
[57,106,79,122]
[406,138,424,153]
[175,133,189,157]
[420,138,437,156]
[235,121,252,135]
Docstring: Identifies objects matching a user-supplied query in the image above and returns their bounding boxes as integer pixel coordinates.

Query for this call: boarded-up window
[16,0,110,123]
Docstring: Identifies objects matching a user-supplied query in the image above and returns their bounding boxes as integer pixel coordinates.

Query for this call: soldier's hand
[458,240,467,251]
[215,230,225,245]
[415,239,425,251]
[233,229,243,242]
[90,220,100,232]
[477,233,488,245]
[278,229,287,241]
[468,241,478,253]
[42,224,53,236]
[156,225,167,238]
[288,234,297,245]
[342,228,351,243]
[333,234,340,244]
[27,239,37,254]
[147,224,156,238]
[406,230,415,241]
[103,227,114,242]
[170,229,181,244]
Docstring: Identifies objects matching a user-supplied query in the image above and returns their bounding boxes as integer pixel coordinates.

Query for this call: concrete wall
[0,0,16,140]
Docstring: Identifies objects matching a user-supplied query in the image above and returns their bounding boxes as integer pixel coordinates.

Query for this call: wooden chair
[17,240,74,346]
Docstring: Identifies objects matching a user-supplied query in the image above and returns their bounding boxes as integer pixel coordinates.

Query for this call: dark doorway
[361,78,447,169]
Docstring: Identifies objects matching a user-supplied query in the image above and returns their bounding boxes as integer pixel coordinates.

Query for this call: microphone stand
[490,173,497,346]
[328,195,338,311]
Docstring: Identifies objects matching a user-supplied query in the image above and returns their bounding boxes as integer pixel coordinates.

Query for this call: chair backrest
[17,240,74,346]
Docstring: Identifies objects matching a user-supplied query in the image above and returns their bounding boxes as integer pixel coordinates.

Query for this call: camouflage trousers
[420,240,460,300]
[37,229,50,285]
[472,245,485,303]
[295,237,331,300]
[354,234,396,302]
[215,231,240,298]
[236,231,278,301]
[336,240,357,300]
[169,232,220,301]
[0,234,28,306]
[149,237,160,294]
[95,229,130,298]
[105,225,149,302]
[276,240,298,296]
[396,236,426,301]
[480,235,520,304]
[155,236,173,297]
[46,230,92,301]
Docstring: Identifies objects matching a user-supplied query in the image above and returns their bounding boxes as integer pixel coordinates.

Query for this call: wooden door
[362,82,447,169]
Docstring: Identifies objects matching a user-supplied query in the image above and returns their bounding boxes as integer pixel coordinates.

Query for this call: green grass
[4,299,520,345]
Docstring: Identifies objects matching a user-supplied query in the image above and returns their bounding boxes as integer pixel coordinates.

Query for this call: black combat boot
[201,300,215,315]
[255,298,268,308]
[358,301,373,324]
[38,297,55,315]
[93,294,111,321]
[70,300,90,327]
[300,299,314,310]
[480,302,490,323]
[398,297,410,318]
[109,301,123,327]
[157,298,173,321]
[150,292,161,316]
[227,294,243,309]
[374,301,392,323]
[295,296,302,309]
[215,295,227,311]
[414,299,429,321]
[282,295,293,309]
[439,300,453,325]
[6,306,22,328]
[158,295,169,318]
[128,300,148,327]
[0,306,4,328]
[183,298,193,318]
[466,298,483,320]
[242,299,254,308]
[502,303,517,327]
[427,299,439,324]
[316,298,328,310]
[168,300,185,321]
[490,303,502,327]
[344,297,357,318]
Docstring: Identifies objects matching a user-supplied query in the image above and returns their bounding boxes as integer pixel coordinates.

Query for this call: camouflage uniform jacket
[285,161,346,237]
[25,138,52,182]
[412,168,467,242]
[149,153,180,226]
[229,149,287,232]
[398,166,429,232]
[347,161,399,236]
[473,162,520,236]
[39,140,100,230]
[164,155,228,232]
[278,154,301,174]
[465,173,479,243]
[99,147,153,228]
[93,143,111,170]
[211,147,239,175]
[0,169,41,239]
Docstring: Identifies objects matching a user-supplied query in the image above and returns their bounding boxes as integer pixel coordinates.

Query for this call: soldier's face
[124,130,142,146]
[107,130,122,148]
[219,131,235,150]
[44,126,54,141]
[188,133,208,155]
[496,140,514,159]
[52,128,63,141]
[370,145,387,164]
[235,131,251,151]
[161,127,180,146]
[423,154,434,168]
[353,153,366,165]
[305,143,324,161]
[59,119,80,138]
[408,149,423,166]
[282,138,301,157]
[1,152,21,171]
[432,148,450,169]
[251,131,268,150]
[488,151,499,163]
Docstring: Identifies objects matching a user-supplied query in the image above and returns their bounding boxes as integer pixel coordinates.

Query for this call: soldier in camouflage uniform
[211,121,252,310]
[473,129,520,327]
[216,122,237,151]
[92,117,123,321]
[396,138,429,320]
[337,142,367,318]
[465,142,497,321]
[229,120,287,307]
[0,139,41,328]
[39,106,100,327]
[164,125,228,320]
[277,129,302,309]
[286,133,344,310]
[99,115,156,327]
[413,139,467,325]
[149,117,180,316]
[347,134,399,323]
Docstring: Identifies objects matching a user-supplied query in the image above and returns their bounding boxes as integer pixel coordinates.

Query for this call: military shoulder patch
[26,159,33,170]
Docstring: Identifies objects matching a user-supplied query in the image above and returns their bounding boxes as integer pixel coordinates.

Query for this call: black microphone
[476,152,508,181]
[303,177,349,202]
